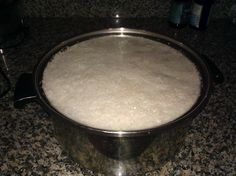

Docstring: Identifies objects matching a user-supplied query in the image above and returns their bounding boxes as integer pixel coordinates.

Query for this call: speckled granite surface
[21,0,235,18]
[0,18,236,175]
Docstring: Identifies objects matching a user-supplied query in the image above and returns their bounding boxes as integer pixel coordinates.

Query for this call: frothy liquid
[43,36,201,131]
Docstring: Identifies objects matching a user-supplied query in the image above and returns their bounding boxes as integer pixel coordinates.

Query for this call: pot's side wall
[51,115,193,175]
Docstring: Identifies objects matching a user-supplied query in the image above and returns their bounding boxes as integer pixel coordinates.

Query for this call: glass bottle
[169,0,191,28]
[189,0,215,30]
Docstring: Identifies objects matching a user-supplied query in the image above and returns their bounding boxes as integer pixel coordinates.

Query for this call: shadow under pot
[14,28,224,175]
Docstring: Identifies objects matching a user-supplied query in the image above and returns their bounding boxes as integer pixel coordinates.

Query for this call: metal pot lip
[33,27,213,137]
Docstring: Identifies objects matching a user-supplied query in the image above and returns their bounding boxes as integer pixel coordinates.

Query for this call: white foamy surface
[42,35,201,131]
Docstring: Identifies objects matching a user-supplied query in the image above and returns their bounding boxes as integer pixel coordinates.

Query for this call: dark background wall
[22,0,234,18]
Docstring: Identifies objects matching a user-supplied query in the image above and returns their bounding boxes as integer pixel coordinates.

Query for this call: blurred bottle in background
[189,0,215,30]
[169,0,191,28]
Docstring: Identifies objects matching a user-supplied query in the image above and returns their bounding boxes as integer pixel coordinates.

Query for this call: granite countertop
[0,18,235,175]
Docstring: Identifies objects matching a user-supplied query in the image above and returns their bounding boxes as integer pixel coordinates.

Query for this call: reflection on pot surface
[53,114,190,175]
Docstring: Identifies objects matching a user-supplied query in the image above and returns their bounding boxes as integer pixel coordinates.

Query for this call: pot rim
[33,28,212,137]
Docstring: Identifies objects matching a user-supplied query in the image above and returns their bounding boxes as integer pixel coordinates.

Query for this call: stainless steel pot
[14,28,224,175]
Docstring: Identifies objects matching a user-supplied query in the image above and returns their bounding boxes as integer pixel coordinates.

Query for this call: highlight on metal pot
[14,28,224,175]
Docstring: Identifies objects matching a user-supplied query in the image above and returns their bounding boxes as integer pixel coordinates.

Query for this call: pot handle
[14,73,37,108]
[202,55,224,84]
